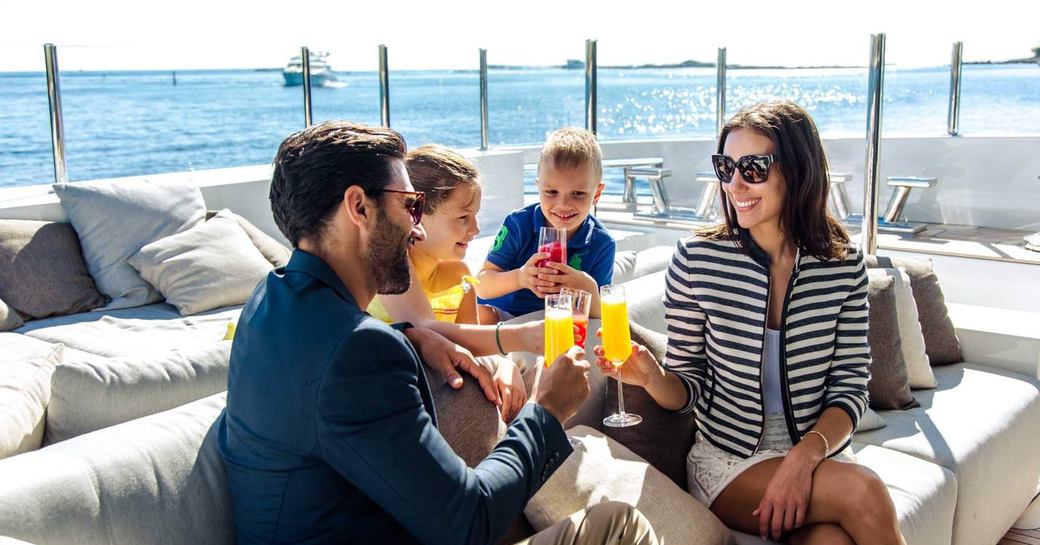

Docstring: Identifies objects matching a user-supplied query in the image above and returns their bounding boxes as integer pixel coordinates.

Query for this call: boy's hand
[540,261,596,295]
[518,252,559,298]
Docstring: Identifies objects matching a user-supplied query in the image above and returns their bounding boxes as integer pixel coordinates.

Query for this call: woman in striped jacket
[595,101,906,545]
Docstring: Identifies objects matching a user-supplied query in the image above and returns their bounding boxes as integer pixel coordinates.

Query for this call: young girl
[596,102,906,545]
[370,144,540,422]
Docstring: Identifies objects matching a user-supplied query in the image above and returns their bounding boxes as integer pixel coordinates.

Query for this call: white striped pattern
[663,235,870,458]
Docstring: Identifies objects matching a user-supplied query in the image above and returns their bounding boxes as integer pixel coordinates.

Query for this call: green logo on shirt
[492,225,509,252]
[569,253,583,270]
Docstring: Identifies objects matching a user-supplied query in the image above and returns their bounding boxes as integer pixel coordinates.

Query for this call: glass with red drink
[537,227,567,269]
[561,287,591,348]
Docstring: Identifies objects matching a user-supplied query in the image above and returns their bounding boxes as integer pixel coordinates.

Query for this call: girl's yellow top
[367,275,479,324]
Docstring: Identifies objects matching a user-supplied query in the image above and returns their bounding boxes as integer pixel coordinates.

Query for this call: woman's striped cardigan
[663,234,871,458]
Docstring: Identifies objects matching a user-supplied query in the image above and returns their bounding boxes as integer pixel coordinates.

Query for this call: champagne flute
[543,293,574,368]
[600,284,641,427]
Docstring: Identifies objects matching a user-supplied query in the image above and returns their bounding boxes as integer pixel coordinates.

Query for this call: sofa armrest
[947,302,1040,379]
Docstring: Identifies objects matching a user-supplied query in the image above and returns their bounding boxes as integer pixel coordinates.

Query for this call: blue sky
[1,0,1037,71]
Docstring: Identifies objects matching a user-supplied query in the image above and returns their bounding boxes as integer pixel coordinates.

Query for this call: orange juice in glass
[600,284,641,427]
[543,293,574,367]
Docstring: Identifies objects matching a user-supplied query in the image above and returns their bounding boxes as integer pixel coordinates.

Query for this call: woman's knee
[836,465,896,520]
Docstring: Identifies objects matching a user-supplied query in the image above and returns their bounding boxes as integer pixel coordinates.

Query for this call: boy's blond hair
[537,127,603,182]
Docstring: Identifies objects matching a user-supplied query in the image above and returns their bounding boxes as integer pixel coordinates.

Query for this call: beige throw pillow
[865,273,918,410]
[128,209,273,316]
[525,426,734,545]
[0,338,62,459]
[0,220,107,319]
[866,255,963,365]
[53,178,206,311]
[888,268,936,388]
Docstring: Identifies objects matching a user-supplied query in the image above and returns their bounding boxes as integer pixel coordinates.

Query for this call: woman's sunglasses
[711,153,776,184]
[376,189,426,226]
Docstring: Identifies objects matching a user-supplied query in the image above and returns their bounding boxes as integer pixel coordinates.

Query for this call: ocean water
[0,64,1037,191]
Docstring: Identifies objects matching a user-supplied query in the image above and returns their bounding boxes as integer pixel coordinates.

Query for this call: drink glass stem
[615,366,626,416]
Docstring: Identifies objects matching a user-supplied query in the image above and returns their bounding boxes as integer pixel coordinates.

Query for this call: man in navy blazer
[217,121,656,545]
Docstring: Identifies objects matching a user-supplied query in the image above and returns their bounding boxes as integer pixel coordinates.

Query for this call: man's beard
[366,208,412,295]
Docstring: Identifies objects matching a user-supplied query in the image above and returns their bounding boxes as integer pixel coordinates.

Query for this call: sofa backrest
[0,393,232,545]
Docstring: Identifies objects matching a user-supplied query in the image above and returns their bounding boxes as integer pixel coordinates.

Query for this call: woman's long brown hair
[699,101,850,261]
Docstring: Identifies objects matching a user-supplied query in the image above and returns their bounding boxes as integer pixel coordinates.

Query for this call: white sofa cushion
[0,335,61,459]
[53,178,206,311]
[855,363,1040,545]
[525,425,735,545]
[732,443,957,545]
[630,245,674,280]
[0,393,231,545]
[128,209,272,316]
[624,270,668,335]
[46,342,231,444]
[19,303,240,358]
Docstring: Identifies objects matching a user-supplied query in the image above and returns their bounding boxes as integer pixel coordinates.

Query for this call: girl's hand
[493,357,528,423]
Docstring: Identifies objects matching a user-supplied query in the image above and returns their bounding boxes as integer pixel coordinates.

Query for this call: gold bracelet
[804,430,829,456]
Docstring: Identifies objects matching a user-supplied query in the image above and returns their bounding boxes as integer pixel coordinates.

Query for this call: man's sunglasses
[711,154,777,184]
[375,189,425,226]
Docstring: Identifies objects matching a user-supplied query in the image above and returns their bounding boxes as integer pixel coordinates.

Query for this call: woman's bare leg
[788,523,854,545]
[708,458,905,545]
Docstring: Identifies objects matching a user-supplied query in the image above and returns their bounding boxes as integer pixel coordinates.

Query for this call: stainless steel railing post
[378,45,390,128]
[301,46,313,127]
[585,39,597,134]
[947,41,963,136]
[479,48,489,150]
[716,47,727,137]
[44,43,68,184]
[862,33,887,254]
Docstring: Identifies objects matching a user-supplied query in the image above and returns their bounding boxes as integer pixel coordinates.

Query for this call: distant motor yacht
[282,51,336,87]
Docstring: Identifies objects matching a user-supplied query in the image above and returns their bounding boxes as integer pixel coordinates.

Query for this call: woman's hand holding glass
[592,333,665,389]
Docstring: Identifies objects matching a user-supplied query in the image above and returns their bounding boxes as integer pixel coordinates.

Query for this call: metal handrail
[479,48,489,150]
[862,33,887,254]
[43,44,68,184]
[947,41,963,136]
[585,39,597,134]
[301,46,313,127]
[716,47,727,138]
[378,45,390,128]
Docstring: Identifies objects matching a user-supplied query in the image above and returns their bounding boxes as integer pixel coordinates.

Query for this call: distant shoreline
[0,58,1035,76]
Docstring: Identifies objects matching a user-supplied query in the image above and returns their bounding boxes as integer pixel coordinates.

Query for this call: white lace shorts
[686,413,856,506]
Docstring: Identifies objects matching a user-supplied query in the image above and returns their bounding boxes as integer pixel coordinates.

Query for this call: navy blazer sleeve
[316,322,571,545]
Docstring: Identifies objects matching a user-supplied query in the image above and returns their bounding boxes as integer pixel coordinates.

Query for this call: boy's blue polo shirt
[479,203,615,317]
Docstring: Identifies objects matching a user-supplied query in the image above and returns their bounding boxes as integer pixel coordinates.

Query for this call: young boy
[476,127,615,318]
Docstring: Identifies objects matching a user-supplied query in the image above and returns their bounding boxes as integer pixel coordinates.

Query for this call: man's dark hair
[270,121,407,247]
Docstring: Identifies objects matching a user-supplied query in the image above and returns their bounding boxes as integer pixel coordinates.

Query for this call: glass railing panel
[388,49,480,148]
[53,45,300,182]
[960,63,1040,135]
[881,40,949,135]
[487,54,585,148]
[309,48,380,129]
[0,46,53,188]
[596,44,717,143]
[594,46,718,197]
